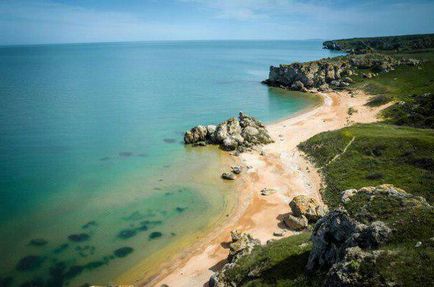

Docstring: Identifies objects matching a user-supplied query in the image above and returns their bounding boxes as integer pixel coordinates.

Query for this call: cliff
[263,53,420,92]
[323,33,434,54]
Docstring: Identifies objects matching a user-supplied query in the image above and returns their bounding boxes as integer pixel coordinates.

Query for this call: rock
[306,208,392,272]
[184,125,208,144]
[289,195,326,222]
[283,214,308,231]
[231,166,242,174]
[193,141,207,147]
[273,230,287,237]
[341,189,358,203]
[260,188,276,196]
[264,53,420,91]
[221,172,236,180]
[184,112,273,153]
[228,230,260,262]
[415,241,422,248]
[306,209,364,272]
[291,80,305,90]
[209,231,260,287]
[324,247,383,287]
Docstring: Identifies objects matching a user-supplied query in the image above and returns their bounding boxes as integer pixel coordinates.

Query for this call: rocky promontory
[323,33,434,54]
[263,53,420,92]
[184,112,273,152]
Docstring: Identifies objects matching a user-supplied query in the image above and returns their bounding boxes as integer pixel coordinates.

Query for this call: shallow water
[0,40,341,286]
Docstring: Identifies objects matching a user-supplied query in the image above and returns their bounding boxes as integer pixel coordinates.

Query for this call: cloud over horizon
[1,0,434,45]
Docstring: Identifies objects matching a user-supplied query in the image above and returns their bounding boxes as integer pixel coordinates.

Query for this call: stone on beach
[289,195,326,222]
[221,172,236,180]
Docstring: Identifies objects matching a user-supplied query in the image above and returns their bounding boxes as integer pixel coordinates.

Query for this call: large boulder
[184,112,273,152]
[306,208,392,272]
[289,195,326,222]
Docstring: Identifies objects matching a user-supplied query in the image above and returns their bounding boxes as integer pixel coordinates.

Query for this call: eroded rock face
[209,231,260,287]
[289,195,327,222]
[324,247,385,287]
[263,53,421,92]
[184,112,273,152]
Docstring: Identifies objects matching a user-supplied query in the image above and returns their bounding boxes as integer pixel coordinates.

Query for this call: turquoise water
[0,40,341,286]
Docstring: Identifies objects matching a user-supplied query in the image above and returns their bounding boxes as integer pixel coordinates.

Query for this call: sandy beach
[149,90,390,287]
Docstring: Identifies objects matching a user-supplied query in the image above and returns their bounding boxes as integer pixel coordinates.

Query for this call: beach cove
[151,89,391,287]
[0,41,339,286]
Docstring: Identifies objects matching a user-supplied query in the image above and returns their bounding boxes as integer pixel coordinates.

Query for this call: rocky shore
[263,53,420,92]
[209,185,432,287]
[184,112,273,153]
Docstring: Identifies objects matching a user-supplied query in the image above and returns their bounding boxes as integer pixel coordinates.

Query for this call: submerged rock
[28,239,48,247]
[68,233,90,242]
[113,247,134,258]
[184,112,273,152]
[16,255,44,271]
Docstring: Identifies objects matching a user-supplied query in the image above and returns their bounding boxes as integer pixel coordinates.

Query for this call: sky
[0,0,434,45]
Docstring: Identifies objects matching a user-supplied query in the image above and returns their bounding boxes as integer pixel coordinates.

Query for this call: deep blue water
[0,40,341,285]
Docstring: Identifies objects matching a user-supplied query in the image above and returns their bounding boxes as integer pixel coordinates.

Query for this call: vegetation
[215,35,434,287]
[299,124,434,207]
[343,188,434,286]
[383,93,434,129]
[223,232,320,287]
[323,34,434,53]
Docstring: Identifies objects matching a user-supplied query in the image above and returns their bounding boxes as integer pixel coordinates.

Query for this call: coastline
[149,89,391,287]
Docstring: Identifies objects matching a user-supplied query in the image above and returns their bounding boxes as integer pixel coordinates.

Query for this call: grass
[350,49,434,102]
[382,93,434,129]
[342,188,434,286]
[298,123,434,207]
[223,232,322,287]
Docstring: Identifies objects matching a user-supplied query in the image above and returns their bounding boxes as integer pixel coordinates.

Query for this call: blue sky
[1,0,434,45]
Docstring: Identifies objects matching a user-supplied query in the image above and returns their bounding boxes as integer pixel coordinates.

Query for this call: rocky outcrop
[306,209,391,272]
[306,184,432,286]
[184,112,273,152]
[289,195,327,222]
[263,53,420,92]
[209,231,260,287]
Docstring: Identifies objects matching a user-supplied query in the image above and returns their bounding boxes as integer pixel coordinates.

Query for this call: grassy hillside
[299,124,434,207]
[351,49,434,102]
[213,36,434,287]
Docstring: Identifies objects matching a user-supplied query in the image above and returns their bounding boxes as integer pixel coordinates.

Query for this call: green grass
[342,189,434,286]
[223,232,322,287]
[298,123,434,207]
[350,49,434,101]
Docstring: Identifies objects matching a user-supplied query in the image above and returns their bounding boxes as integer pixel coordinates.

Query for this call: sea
[0,40,342,286]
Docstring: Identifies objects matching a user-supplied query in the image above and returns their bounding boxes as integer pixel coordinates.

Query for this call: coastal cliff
[323,33,434,54]
[263,53,420,92]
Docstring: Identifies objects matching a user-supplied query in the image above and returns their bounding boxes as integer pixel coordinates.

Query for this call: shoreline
[149,89,391,287]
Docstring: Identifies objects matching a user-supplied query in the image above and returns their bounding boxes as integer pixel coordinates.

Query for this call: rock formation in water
[184,112,273,152]
[263,53,420,92]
